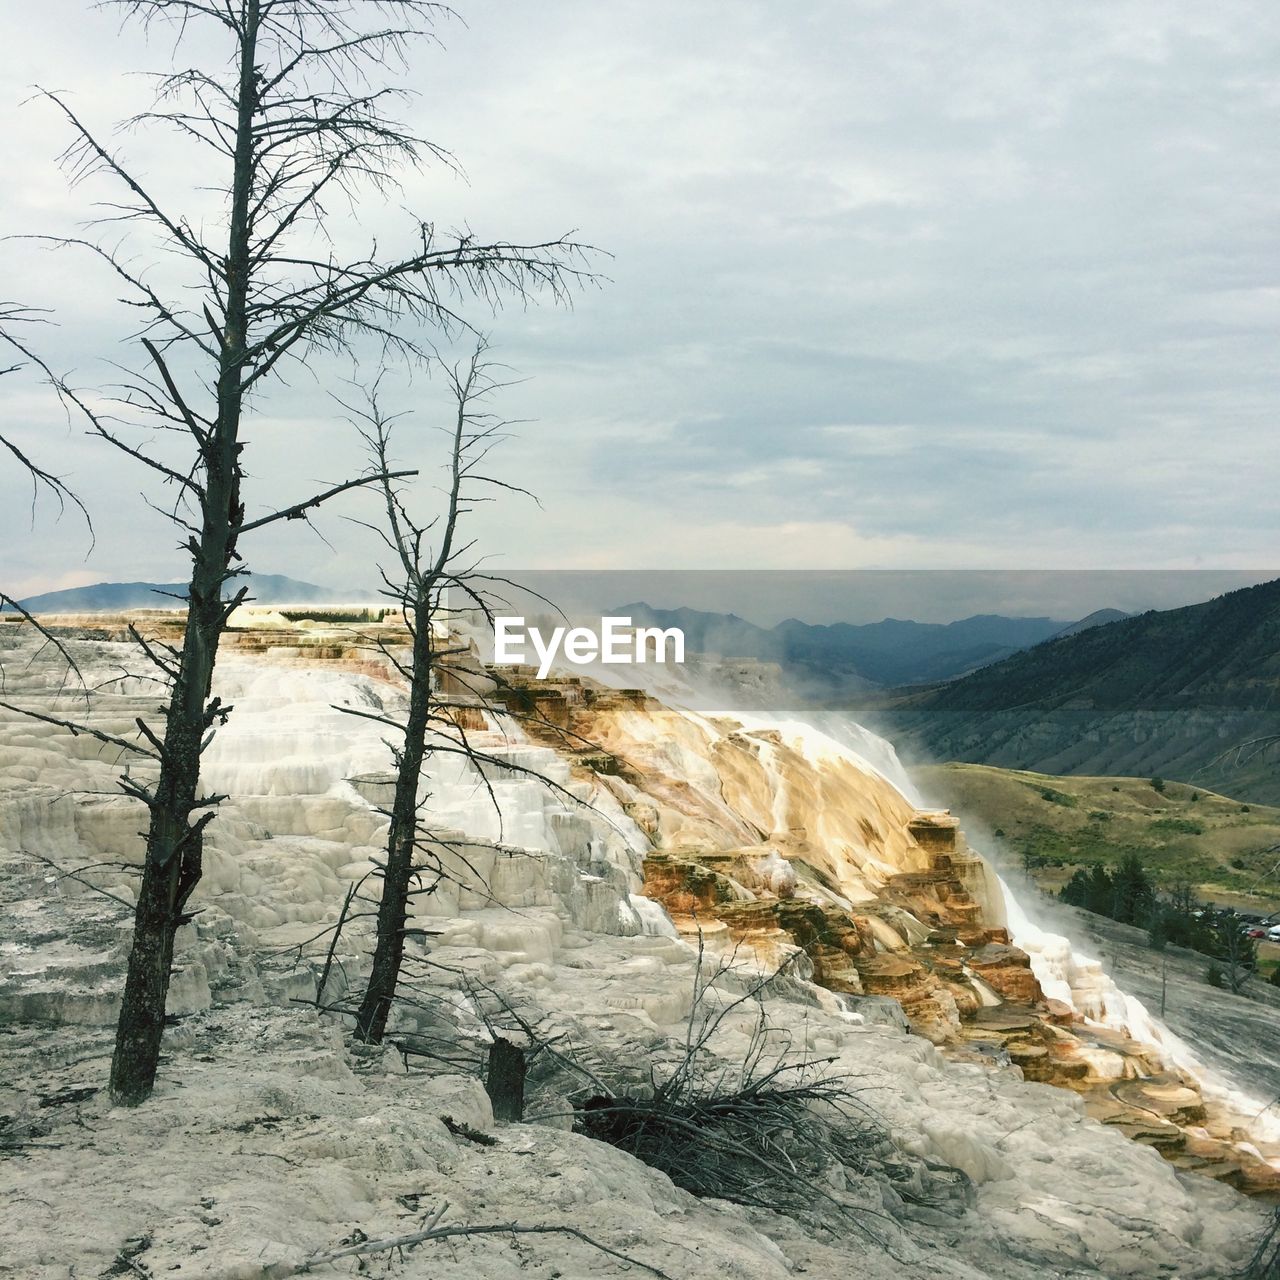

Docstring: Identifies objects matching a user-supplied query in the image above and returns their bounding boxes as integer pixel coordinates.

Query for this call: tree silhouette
[12,0,596,1104]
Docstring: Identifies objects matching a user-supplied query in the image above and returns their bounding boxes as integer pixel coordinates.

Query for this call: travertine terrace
[0,608,1274,1279]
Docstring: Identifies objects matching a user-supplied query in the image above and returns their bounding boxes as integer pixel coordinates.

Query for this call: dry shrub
[571,943,972,1240]
[1243,1210,1280,1280]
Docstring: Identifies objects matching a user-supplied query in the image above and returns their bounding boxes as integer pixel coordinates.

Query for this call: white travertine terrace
[0,616,1272,1279]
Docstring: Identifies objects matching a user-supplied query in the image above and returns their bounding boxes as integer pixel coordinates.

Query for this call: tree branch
[0,701,157,759]
[239,468,417,533]
[295,1208,675,1279]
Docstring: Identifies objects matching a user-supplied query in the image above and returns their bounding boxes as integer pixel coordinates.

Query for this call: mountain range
[12,574,356,613]
[11,573,1278,800]
[616,602,1122,688]
[874,576,1280,804]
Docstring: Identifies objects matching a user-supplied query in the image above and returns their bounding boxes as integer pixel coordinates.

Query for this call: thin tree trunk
[354,602,434,1044]
[108,583,230,1101]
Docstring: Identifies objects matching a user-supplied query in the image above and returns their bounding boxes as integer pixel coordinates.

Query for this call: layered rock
[503,667,1280,1198]
[2,613,1277,1204]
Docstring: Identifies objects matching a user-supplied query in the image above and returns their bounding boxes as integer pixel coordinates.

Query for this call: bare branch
[0,310,93,528]
[295,1209,675,1279]
[0,597,90,700]
[240,468,417,533]
[24,851,138,913]
[40,89,220,273]
[0,701,157,759]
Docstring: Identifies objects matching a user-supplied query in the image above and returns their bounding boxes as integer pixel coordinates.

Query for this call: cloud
[1,0,1277,598]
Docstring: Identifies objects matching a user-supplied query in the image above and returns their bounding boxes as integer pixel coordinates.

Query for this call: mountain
[1049,607,1130,639]
[877,577,1280,804]
[615,602,1073,687]
[13,573,360,613]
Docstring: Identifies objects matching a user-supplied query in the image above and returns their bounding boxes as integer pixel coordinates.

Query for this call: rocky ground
[1043,901,1280,1109]
[0,616,1276,1279]
[0,882,1267,1280]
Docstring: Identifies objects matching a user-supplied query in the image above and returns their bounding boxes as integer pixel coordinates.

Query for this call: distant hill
[876,577,1280,804]
[1050,608,1130,639]
[913,761,1280,911]
[615,602,1075,688]
[13,573,360,613]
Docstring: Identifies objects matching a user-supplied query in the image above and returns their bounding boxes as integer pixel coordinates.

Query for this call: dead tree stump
[486,1037,526,1122]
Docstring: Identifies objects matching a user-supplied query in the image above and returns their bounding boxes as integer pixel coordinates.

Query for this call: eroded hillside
[0,610,1275,1279]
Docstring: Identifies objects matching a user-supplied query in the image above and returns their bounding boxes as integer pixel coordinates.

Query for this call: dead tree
[345,345,524,1045]
[1213,912,1257,995]
[271,361,618,1053]
[18,0,594,1105]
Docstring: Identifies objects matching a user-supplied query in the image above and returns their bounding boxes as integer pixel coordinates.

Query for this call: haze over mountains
[876,577,1280,805]
[618,601,1119,687]
[13,574,358,613]
[14,583,1129,689]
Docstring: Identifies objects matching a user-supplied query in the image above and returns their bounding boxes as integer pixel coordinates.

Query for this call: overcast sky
[2,0,1277,609]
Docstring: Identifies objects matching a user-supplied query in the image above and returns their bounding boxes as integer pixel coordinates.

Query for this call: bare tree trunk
[109,836,195,1102]
[109,0,258,1104]
[485,1038,526,1122]
[347,350,513,1047]
[354,607,434,1044]
[340,355,599,1048]
[108,584,234,1101]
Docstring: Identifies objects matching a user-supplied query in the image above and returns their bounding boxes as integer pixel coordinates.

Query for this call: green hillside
[877,577,1280,804]
[914,761,1280,913]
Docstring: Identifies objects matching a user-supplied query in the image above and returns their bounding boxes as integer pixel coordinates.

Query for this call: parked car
[1267,925,1280,942]
[1246,927,1268,939]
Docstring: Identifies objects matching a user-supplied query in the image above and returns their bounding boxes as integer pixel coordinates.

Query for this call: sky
[479,570,1278,627]
[1,0,1278,610]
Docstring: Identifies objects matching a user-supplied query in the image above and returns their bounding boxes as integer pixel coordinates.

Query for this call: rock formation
[494,664,1280,1198]
[1,610,1277,1280]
